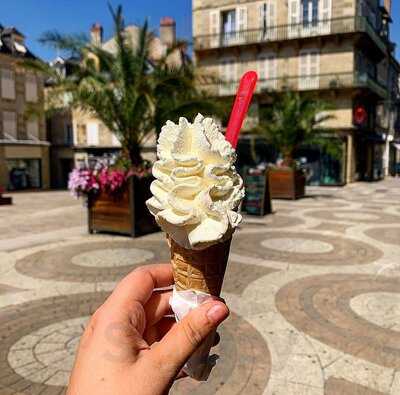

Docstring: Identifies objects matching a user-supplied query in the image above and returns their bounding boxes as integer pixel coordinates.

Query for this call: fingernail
[206,303,228,324]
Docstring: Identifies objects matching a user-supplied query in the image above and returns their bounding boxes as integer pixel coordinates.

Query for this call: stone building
[0,26,48,190]
[48,18,186,188]
[193,0,399,185]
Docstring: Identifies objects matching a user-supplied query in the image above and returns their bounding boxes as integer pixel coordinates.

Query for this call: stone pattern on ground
[1,178,400,394]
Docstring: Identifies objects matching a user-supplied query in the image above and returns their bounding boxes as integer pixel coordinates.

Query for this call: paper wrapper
[168,236,231,381]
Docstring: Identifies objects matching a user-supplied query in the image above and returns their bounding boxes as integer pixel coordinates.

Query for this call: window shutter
[258,57,266,81]
[269,1,276,27]
[289,0,300,25]
[259,3,267,29]
[320,0,331,21]
[210,10,220,35]
[270,55,277,80]
[210,10,220,47]
[288,0,300,37]
[310,51,319,76]
[237,7,247,31]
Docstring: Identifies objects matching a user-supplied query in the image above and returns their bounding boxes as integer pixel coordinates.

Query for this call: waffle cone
[169,236,232,296]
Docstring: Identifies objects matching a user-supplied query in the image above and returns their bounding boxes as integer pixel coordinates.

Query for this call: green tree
[26,5,221,167]
[258,89,337,167]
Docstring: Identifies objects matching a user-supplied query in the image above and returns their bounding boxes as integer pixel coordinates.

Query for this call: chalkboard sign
[243,168,272,216]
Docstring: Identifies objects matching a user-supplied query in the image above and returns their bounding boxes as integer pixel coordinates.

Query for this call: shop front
[389,141,400,176]
[295,137,347,186]
[3,144,50,191]
[354,133,385,181]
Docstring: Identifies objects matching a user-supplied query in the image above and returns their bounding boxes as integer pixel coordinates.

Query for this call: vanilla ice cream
[146,114,244,250]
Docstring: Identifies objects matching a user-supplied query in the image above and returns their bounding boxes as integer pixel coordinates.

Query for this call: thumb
[148,301,229,376]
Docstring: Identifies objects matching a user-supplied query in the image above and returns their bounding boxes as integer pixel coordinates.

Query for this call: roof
[1,27,25,38]
[0,25,36,59]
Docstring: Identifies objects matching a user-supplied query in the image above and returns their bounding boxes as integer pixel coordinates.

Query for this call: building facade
[193,0,399,185]
[0,26,48,190]
[48,18,186,188]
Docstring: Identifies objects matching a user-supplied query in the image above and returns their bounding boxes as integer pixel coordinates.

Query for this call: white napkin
[169,287,218,381]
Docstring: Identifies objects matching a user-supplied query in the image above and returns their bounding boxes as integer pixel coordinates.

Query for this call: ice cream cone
[169,236,232,296]
[168,235,232,380]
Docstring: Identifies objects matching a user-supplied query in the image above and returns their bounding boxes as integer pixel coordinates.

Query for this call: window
[3,111,17,139]
[302,0,318,27]
[1,69,15,100]
[258,54,277,89]
[87,122,99,145]
[222,9,236,45]
[25,73,38,102]
[299,49,320,89]
[358,0,377,29]
[219,59,237,95]
[259,1,276,39]
[27,118,39,140]
[65,124,73,145]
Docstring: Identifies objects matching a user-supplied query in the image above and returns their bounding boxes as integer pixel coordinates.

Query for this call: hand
[67,264,229,395]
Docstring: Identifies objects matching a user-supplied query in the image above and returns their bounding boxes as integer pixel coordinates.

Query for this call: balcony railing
[199,72,388,98]
[194,16,387,54]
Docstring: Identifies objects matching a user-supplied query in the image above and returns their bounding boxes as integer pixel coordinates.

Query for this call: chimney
[384,0,391,16]
[90,23,103,45]
[160,17,176,48]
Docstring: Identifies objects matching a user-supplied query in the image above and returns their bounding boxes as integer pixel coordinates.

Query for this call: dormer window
[14,41,27,54]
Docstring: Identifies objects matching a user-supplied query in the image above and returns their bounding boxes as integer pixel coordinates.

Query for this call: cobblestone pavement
[1,179,400,394]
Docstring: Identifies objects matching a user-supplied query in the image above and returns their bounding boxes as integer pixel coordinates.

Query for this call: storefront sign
[243,168,271,216]
[354,105,368,126]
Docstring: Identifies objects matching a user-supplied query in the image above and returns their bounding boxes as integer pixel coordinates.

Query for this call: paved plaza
[0,179,400,394]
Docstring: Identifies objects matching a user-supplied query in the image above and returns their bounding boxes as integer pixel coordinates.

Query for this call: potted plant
[28,5,221,236]
[68,161,157,236]
[258,90,334,199]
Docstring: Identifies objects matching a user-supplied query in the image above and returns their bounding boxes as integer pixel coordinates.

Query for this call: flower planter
[0,187,12,205]
[269,168,306,200]
[88,176,159,237]
[0,195,12,205]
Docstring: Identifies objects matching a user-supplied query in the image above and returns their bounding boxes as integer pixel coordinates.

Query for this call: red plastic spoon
[225,71,258,149]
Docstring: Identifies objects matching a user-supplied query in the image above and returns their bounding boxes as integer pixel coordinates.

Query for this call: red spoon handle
[225,71,258,149]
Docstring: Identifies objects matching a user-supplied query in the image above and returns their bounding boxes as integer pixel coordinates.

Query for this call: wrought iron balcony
[199,72,388,99]
[194,16,387,55]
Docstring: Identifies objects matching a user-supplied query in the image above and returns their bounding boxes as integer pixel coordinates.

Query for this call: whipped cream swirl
[146,114,244,250]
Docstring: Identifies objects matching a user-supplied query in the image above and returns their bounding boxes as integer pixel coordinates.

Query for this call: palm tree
[26,5,221,167]
[258,89,335,167]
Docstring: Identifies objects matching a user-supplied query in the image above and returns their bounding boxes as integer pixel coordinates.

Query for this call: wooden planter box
[0,188,12,205]
[0,196,12,205]
[243,168,272,216]
[269,168,306,200]
[88,176,159,237]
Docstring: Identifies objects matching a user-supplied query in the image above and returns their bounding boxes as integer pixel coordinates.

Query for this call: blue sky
[1,0,399,61]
